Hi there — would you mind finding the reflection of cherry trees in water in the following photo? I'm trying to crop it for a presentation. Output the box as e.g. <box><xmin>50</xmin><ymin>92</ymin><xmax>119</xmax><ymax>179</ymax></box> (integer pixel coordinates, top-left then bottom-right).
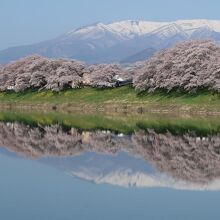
<box><xmin>0</xmin><ymin>122</ymin><xmax>220</xmax><ymax>184</ymax></box>
<box><xmin>133</xmin><ymin>130</ymin><xmax>220</xmax><ymax>184</ymax></box>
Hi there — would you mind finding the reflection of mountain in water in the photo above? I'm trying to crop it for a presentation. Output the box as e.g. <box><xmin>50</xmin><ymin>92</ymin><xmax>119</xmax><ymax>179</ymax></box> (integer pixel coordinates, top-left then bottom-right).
<box><xmin>0</xmin><ymin>122</ymin><xmax>220</xmax><ymax>190</ymax></box>
<box><xmin>40</xmin><ymin>151</ymin><xmax>220</xmax><ymax>190</ymax></box>
<box><xmin>42</xmin><ymin>151</ymin><xmax>159</xmax><ymax>188</ymax></box>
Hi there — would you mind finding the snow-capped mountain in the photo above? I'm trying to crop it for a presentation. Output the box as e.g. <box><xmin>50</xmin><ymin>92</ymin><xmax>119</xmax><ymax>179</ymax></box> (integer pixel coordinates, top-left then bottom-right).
<box><xmin>65</xmin><ymin>21</ymin><xmax>166</xmax><ymax>41</ymax></box>
<box><xmin>1</xmin><ymin>19</ymin><xmax>220</xmax><ymax>64</ymax></box>
<box><xmin>64</xmin><ymin>19</ymin><xmax>220</xmax><ymax>40</ymax></box>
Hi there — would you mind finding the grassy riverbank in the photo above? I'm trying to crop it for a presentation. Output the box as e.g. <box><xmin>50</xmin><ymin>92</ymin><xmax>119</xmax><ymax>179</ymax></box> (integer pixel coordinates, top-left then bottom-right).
<box><xmin>0</xmin><ymin>85</ymin><xmax>220</xmax><ymax>105</ymax></box>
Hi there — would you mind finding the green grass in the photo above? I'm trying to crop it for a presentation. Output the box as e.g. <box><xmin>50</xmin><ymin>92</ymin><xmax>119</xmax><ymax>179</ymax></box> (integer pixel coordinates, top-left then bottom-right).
<box><xmin>0</xmin><ymin>110</ymin><xmax>220</xmax><ymax>136</ymax></box>
<box><xmin>0</xmin><ymin>85</ymin><xmax>219</xmax><ymax>105</ymax></box>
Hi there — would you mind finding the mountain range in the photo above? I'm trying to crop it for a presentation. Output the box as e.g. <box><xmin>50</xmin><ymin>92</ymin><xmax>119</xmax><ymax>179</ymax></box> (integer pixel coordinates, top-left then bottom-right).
<box><xmin>1</xmin><ymin>19</ymin><xmax>220</xmax><ymax>64</ymax></box>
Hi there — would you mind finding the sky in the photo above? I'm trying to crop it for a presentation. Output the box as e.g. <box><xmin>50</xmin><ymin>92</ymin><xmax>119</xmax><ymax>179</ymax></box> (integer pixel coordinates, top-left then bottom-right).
<box><xmin>1</xmin><ymin>0</ymin><xmax>220</xmax><ymax>50</ymax></box>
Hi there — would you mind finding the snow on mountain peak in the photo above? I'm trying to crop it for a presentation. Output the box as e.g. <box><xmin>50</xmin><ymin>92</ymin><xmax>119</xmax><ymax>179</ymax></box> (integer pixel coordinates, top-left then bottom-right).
<box><xmin>150</xmin><ymin>23</ymin><xmax>188</xmax><ymax>39</ymax></box>
<box><xmin>65</xmin><ymin>20</ymin><xmax>168</xmax><ymax>40</ymax></box>
<box><xmin>175</xmin><ymin>19</ymin><xmax>220</xmax><ymax>35</ymax></box>
<box><xmin>107</xmin><ymin>20</ymin><xmax>167</xmax><ymax>37</ymax></box>
<box><xmin>65</xmin><ymin>19</ymin><xmax>220</xmax><ymax>41</ymax></box>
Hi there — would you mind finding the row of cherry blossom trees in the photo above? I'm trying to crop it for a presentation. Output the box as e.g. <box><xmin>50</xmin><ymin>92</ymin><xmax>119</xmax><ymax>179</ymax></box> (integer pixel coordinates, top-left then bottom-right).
<box><xmin>0</xmin><ymin>55</ymin><xmax>131</xmax><ymax>92</ymax></box>
<box><xmin>0</xmin><ymin>40</ymin><xmax>220</xmax><ymax>93</ymax></box>
<box><xmin>133</xmin><ymin>40</ymin><xmax>220</xmax><ymax>93</ymax></box>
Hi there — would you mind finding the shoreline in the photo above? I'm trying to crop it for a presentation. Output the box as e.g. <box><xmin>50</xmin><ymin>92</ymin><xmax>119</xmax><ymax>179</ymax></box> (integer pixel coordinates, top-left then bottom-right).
<box><xmin>0</xmin><ymin>85</ymin><xmax>219</xmax><ymax>115</ymax></box>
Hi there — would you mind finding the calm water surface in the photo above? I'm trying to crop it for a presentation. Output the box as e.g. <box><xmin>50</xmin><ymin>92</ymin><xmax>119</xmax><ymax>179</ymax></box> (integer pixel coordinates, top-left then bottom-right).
<box><xmin>0</xmin><ymin>113</ymin><xmax>220</xmax><ymax>220</ymax></box>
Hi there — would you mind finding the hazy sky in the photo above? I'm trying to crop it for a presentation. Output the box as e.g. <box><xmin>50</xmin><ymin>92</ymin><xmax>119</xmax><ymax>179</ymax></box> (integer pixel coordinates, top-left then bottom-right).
<box><xmin>1</xmin><ymin>0</ymin><xmax>220</xmax><ymax>50</ymax></box>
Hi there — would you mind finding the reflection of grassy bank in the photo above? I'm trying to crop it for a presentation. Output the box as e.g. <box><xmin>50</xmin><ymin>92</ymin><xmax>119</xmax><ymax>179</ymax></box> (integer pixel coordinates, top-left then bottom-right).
<box><xmin>0</xmin><ymin>85</ymin><xmax>220</xmax><ymax>106</ymax></box>
<box><xmin>0</xmin><ymin>110</ymin><xmax>220</xmax><ymax>136</ymax></box>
